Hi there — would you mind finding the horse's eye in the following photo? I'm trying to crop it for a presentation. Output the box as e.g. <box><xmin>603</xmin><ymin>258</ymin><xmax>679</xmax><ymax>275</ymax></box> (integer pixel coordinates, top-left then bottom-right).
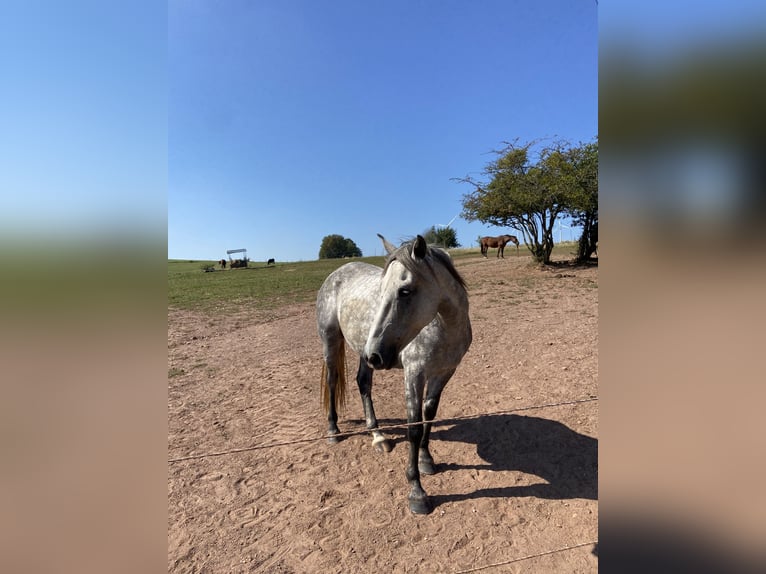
<box><xmin>398</xmin><ymin>287</ymin><xmax>412</xmax><ymax>298</ymax></box>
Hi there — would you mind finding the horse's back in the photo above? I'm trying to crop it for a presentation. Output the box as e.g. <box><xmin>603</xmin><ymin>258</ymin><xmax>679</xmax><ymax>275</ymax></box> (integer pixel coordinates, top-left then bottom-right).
<box><xmin>317</xmin><ymin>262</ymin><xmax>382</xmax><ymax>353</ymax></box>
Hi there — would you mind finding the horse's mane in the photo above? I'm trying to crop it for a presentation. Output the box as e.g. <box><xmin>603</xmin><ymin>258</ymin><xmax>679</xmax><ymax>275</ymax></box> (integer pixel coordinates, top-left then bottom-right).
<box><xmin>384</xmin><ymin>239</ymin><xmax>467</xmax><ymax>290</ymax></box>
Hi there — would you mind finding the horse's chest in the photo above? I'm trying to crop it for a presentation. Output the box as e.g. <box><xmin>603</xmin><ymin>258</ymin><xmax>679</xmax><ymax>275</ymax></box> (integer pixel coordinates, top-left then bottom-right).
<box><xmin>405</xmin><ymin>320</ymin><xmax>470</xmax><ymax>366</ymax></box>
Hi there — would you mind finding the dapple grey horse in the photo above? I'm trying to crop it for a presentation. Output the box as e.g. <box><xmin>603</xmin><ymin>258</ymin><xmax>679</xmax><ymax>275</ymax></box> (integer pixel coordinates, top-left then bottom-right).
<box><xmin>316</xmin><ymin>234</ymin><xmax>472</xmax><ymax>514</ymax></box>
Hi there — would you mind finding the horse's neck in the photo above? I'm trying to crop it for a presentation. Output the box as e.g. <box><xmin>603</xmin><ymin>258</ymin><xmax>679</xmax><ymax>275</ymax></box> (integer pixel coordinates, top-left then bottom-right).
<box><xmin>436</xmin><ymin>273</ymin><xmax>469</xmax><ymax>328</ymax></box>
<box><xmin>438</xmin><ymin>299</ymin><xmax>468</xmax><ymax>332</ymax></box>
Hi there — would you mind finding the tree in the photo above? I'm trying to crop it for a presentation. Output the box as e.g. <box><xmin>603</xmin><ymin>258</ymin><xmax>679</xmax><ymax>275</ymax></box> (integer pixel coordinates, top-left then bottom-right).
<box><xmin>318</xmin><ymin>234</ymin><xmax>363</xmax><ymax>259</ymax></box>
<box><xmin>457</xmin><ymin>139</ymin><xmax>597</xmax><ymax>265</ymax></box>
<box><xmin>422</xmin><ymin>225</ymin><xmax>460</xmax><ymax>248</ymax></box>
<box><xmin>565</xmin><ymin>139</ymin><xmax>598</xmax><ymax>262</ymax></box>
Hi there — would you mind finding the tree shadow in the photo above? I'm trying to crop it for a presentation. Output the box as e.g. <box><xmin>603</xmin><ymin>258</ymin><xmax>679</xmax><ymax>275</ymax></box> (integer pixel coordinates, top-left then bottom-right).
<box><xmin>428</xmin><ymin>414</ymin><xmax>597</xmax><ymax>506</ymax></box>
<box><xmin>546</xmin><ymin>257</ymin><xmax>598</xmax><ymax>269</ymax></box>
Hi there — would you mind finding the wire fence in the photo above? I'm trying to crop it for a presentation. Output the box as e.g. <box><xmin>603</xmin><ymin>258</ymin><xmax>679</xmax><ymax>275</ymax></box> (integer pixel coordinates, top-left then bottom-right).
<box><xmin>168</xmin><ymin>396</ymin><xmax>599</xmax><ymax>571</ymax></box>
<box><xmin>452</xmin><ymin>540</ymin><xmax>598</xmax><ymax>573</ymax></box>
<box><xmin>168</xmin><ymin>396</ymin><xmax>597</xmax><ymax>463</ymax></box>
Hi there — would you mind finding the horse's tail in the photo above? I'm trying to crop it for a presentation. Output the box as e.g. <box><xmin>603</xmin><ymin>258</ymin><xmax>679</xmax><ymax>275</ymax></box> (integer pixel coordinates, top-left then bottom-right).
<box><xmin>320</xmin><ymin>343</ymin><xmax>347</xmax><ymax>414</ymax></box>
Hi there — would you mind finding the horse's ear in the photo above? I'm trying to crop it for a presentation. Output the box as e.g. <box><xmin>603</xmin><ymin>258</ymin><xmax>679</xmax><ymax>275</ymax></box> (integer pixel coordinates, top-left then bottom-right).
<box><xmin>377</xmin><ymin>233</ymin><xmax>397</xmax><ymax>255</ymax></box>
<box><xmin>412</xmin><ymin>235</ymin><xmax>428</xmax><ymax>260</ymax></box>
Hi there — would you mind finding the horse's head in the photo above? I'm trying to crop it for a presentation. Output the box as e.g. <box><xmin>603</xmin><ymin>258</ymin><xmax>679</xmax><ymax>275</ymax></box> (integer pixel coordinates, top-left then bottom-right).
<box><xmin>363</xmin><ymin>234</ymin><xmax>446</xmax><ymax>370</ymax></box>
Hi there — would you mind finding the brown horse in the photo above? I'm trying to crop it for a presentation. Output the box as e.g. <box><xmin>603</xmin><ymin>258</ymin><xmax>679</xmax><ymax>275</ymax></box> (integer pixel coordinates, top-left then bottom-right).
<box><xmin>480</xmin><ymin>234</ymin><xmax>519</xmax><ymax>258</ymax></box>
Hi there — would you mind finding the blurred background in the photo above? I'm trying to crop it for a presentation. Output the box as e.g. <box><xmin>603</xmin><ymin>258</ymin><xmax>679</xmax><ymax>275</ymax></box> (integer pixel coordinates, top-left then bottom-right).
<box><xmin>600</xmin><ymin>1</ymin><xmax>766</xmax><ymax>570</ymax></box>
<box><xmin>0</xmin><ymin>2</ymin><xmax>167</xmax><ymax>573</ymax></box>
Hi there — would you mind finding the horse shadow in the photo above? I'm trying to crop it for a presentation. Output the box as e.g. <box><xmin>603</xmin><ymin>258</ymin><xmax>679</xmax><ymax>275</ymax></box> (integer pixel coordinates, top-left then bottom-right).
<box><xmin>347</xmin><ymin>413</ymin><xmax>597</xmax><ymax>504</ymax></box>
<box><xmin>429</xmin><ymin>414</ymin><xmax>597</xmax><ymax>505</ymax></box>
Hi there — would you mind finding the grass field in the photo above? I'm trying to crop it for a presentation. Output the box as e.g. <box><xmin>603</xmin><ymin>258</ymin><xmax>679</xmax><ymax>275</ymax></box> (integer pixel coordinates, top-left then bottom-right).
<box><xmin>168</xmin><ymin>256</ymin><xmax>384</xmax><ymax>312</ymax></box>
<box><xmin>168</xmin><ymin>242</ymin><xmax>581</xmax><ymax>312</ymax></box>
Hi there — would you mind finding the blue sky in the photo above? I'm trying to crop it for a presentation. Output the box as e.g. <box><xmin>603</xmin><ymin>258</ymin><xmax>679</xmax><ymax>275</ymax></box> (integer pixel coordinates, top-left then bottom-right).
<box><xmin>3</xmin><ymin>2</ymin><xmax>764</xmax><ymax>261</ymax></box>
<box><xmin>168</xmin><ymin>0</ymin><xmax>597</xmax><ymax>261</ymax></box>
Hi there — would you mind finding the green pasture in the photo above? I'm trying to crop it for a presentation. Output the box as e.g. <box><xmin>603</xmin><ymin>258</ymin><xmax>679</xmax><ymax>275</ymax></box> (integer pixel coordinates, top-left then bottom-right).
<box><xmin>168</xmin><ymin>256</ymin><xmax>383</xmax><ymax>312</ymax></box>
<box><xmin>168</xmin><ymin>242</ymin><xmax>583</xmax><ymax>312</ymax></box>
<box><xmin>168</xmin><ymin>250</ymin><xmax>474</xmax><ymax>312</ymax></box>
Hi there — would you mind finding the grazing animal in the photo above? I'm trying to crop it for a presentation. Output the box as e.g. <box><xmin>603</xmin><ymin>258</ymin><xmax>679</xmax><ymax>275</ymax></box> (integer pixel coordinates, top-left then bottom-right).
<box><xmin>316</xmin><ymin>234</ymin><xmax>472</xmax><ymax>514</ymax></box>
<box><xmin>267</xmin><ymin>258</ymin><xmax>275</xmax><ymax>266</ymax></box>
<box><xmin>480</xmin><ymin>234</ymin><xmax>519</xmax><ymax>258</ymax></box>
<box><xmin>219</xmin><ymin>259</ymin><xmax>227</xmax><ymax>269</ymax></box>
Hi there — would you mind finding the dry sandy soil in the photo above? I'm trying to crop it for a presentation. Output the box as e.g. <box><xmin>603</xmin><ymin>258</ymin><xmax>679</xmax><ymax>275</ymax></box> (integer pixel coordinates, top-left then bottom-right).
<box><xmin>168</xmin><ymin>252</ymin><xmax>598</xmax><ymax>573</ymax></box>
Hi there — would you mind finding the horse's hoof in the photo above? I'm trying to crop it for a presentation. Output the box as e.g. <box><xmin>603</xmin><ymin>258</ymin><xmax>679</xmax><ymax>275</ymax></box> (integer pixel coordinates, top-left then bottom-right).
<box><xmin>408</xmin><ymin>496</ymin><xmax>432</xmax><ymax>515</ymax></box>
<box><xmin>326</xmin><ymin>433</ymin><xmax>340</xmax><ymax>445</ymax></box>
<box><xmin>372</xmin><ymin>436</ymin><xmax>393</xmax><ymax>453</ymax></box>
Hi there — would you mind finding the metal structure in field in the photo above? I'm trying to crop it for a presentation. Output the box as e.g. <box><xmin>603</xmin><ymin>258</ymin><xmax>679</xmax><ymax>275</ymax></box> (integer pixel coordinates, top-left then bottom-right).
<box><xmin>227</xmin><ymin>248</ymin><xmax>249</xmax><ymax>268</ymax></box>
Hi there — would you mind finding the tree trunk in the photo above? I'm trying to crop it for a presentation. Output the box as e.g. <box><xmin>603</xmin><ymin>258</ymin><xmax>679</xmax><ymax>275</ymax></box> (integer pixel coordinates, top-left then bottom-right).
<box><xmin>531</xmin><ymin>240</ymin><xmax>554</xmax><ymax>264</ymax></box>
<box><xmin>576</xmin><ymin>216</ymin><xmax>598</xmax><ymax>263</ymax></box>
<box><xmin>539</xmin><ymin>222</ymin><xmax>555</xmax><ymax>264</ymax></box>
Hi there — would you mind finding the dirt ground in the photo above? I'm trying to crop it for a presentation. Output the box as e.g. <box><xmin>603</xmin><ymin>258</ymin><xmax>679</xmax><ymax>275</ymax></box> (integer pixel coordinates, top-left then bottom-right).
<box><xmin>168</xmin><ymin>252</ymin><xmax>598</xmax><ymax>573</ymax></box>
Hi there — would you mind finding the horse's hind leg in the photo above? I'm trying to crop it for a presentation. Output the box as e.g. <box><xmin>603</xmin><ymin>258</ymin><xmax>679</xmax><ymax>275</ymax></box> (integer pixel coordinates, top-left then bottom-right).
<box><xmin>356</xmin><ymin>359</ymin><xmax>393</xmax><ymax>453</ymax></box>
<box><xmin>323</xmin><ymin>360</ymin><xmax>341</xmax><ymax>443</ymax></box>
<box><xmin>321</xmin><ymin>336</ymin><xmax>346</xmax><ymax>444</ymax></box>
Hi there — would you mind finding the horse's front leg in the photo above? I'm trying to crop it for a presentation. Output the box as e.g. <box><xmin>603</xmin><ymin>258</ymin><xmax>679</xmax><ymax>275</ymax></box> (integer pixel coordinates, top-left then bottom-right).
<box><xmin>418</xmin><ymin>373</ymin><xmax>453</xmax><ymax>475</ymax></box>
<box><xmin>356</xmin><ymin>359</ymin><xmax>393</xmax><ymax>452</ymax></box>
<box><xmin>404</xmin><ymin>373</ymin><xmax>430</xmax><ymax>514</ymax></box>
